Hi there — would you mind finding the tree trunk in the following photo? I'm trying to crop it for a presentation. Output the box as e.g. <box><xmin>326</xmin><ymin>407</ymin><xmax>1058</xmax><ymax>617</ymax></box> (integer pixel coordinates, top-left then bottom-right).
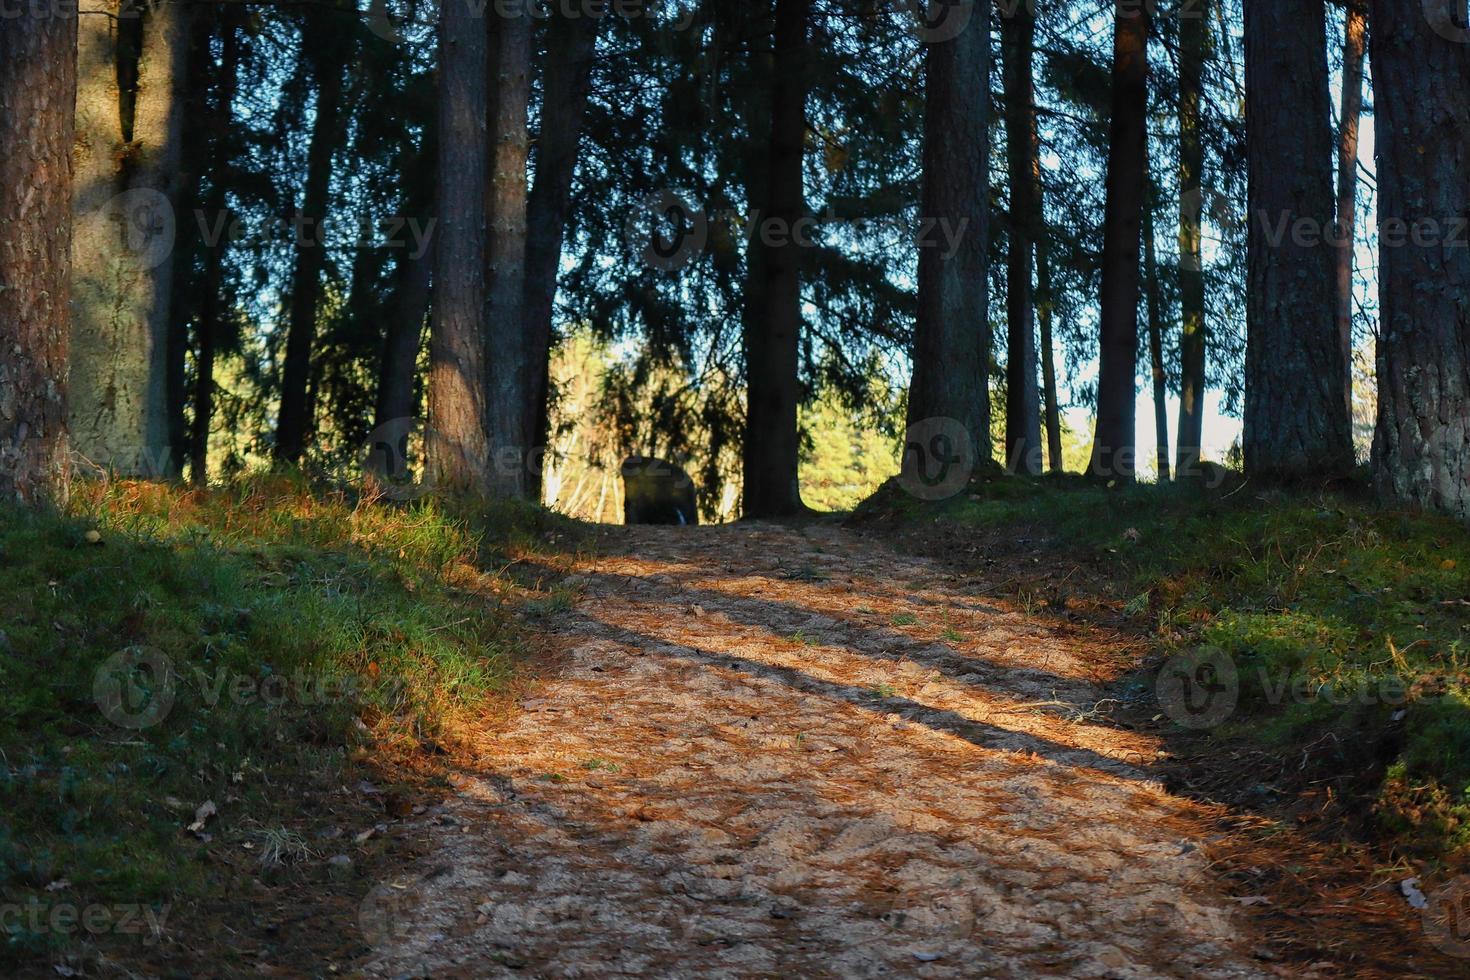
<box><xmin>906</xmin><ymin>3</ymin><xmax>992</xmax><ymax>478</ymax></box>
<box><xmin>1335</xmin><ymin>3</ymin><xmax>1366</xmax><ymax>419</ymax></box>
<box><xmin>1176</xmin><ymin>0</ymin><xmax>1209</xmax><ymax>478</ymax></box>
<box><xmin>1032</xmin><ymin>121</ymin><xmax>1063</xmax><ymax>474</ymax></box>
<box><xmin>70</xmin><ymin>0</ymin><xmax>190</xmax><ymax>478</ymax></box>
<box><xmin>1001</xmin><ymin>5</ymin><xmax>1042</xmax><ymax>476</ymax></box>
<box><xmin>1143</xmin><ymin>202</ymin><xmax>1171</xmax><ymax>482</ymax></box>
<box><xmin>483</xmin><ymin>7</ymin><xmax>534</xmax><ymax>497</ymax></box>
<box><xmin>428</xmin><ymin>0</ymin><xmax>491</xmax><ymax>493</ymax></box>
<box><xmin>1368</xmin><ymin>0</ymin><xmax>1470</xmax><ymax>521</ymax></box>
<box><xmin>274</xmin><ymin>31</ymin><xmax>344</xmax><ymax>466</ymax></box>
<box><xmin>1090</xmin><ymin>1</ymin><xmax>1149</xmax><ymax>481</ymax></box>
<box><xmin>742</xmin><ymin>0</ymin><xmax>811</xmax><ymax>518</ymax></box>
<box><xmin>1243</xmin><ymin>0</ymin><xmax>1352</xmax><ymax>481</ymax></box>
<box><xmin>376</xmin><ymin>246</ymin><xmax>434</xmax><ymax>437</ymax></box>
<box><xmin>0</xmin><ymin>6</ymin><xmax>77</xmax><ymax>507</ymax></box>
<box><xmin>184</xmin><ymin>7</ymin><xmax>240</xmax><ymax>486</ymax></box>
<box><xmin>524</xmin><ymin>10</ymin><xmax>601</xmax><ymax>500</ymax></box>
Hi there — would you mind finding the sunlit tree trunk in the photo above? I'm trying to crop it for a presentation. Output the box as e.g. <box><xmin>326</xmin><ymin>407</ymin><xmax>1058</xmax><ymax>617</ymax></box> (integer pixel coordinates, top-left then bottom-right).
<box><xmin>1175</xmin><ymin>0</ymin><xmax>1209</xmax><ymax>478</ymax></box>
<box><xmin>0</xmin><ymin>4</ymin><xmax>77</xmax><ymax>506</ymax></box>
<box><xmin>906</xmin><ymin>2</ymin><xmax>992</xmax><ymax>471</ymax></box>
<box><xmin>428</xmin><ymin>0</ymin><xmax>491</xmax><ymax>493</ymax></box>
<box><xmin>484</xmin><ymin>6</ymin><xmax>534</xmax><ymax>498</ymax></box>
<box><xmin>1242</xmin><ymin>0</ymin><xmax>1352</xmax><ymax>480</ymax></box>
<box><xmin>70</xmin><ymin>0</ymin><xmax>189</xmax><ymax>478</ymax></box>
<box><xmin>1090</xmin><ymin>1</ymin><xmax>1149</xmax><ymax>481</ymax></box>
<box><xmin>1368</xmin><ymin>0</ymin><xmax>1470</xmax><ymax>521</ymax></box>
<box><xmin>525</xmin><ymin>10</ymin><xmax>601</xmax><ymax>501</ymax></box>
<box><xmin>743</xmin><ymin>0</ymin><xmax>811</xmax><ymax>517</ymax></box>
<box><xmin>1335</xmin><ymin>3</ymin><xmax>1366</xmax><ymax>420</ymax></box>
<box><xmin>1001</xmin><ymin>5</ymin><xmax>1042</xmax><ymax>475</ymax></box>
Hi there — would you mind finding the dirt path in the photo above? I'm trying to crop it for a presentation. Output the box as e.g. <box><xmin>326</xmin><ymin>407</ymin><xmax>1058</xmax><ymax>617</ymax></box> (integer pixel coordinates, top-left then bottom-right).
<box><xmin>359</xmin><ymin>523</ymin><xmax>1283</xmax><ymax>978</ymax></box>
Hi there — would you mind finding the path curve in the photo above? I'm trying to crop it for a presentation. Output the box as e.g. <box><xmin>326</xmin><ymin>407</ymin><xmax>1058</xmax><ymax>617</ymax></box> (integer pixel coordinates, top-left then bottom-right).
<box><xmin>361</xmin><ymin>523</ymin><xmax>1278</xmax><ymax>978</ymax></box>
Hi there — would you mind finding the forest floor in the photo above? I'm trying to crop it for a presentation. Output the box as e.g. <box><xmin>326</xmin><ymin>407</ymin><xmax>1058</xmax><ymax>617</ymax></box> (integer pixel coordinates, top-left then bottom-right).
<box><xmin>358</xmin><ymin>520</ymin><xmax>1461</xmax><ymax>978</ymax></box>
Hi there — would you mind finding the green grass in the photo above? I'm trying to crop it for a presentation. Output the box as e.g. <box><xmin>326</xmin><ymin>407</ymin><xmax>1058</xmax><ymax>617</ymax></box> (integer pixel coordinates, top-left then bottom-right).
<box><xmin>0</xmin><ymin>477</ymin><xmax>563</xmax><ymax>968</ymax></box>
<box><xmin>862</xmin><ymin>473</ymin><xmax>1470</xmax><ymax>860</ymax></box>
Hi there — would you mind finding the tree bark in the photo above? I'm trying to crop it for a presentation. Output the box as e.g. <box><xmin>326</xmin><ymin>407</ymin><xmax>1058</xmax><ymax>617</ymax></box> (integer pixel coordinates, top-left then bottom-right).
<box><xmin>1176</xmin><ymin>0</ymin><xmax>1209</xmax><ymax>478</ymax></box>
<box><xmin>70</xmin><ymin>0</ymin><xmax>190</xmax><ymax>478</ymax></box>
<box><xmin>1335</xmin><ymin>3</ymin><xmax>1366</xmax><ymax>419</ymax></box>
<box><xmin>524</xmin><ymin>10</ymin><xmax>601</xmax><ymax>500</ymax></box>
<box><xmin>483</xmin><ymin>6</ymin><xmax>534</xmax><ymax>497</ymax></box>
<box><xmin>428</xmin><ymin>0</ymin><xmax>491</xmax><ymax>493</ymax></box>
<box><xmin>1242</xmin><ymin>0</ymin><xmax>1353</xmax><ymax>481</ymax></box>
<box><xmin>376</xmin><ymin>245</ymin><xmax>434</xmax><ymax>437</ymax></box>
<box><xmin>906</xmin><ymin>2</ymin><xmax>991</xmax><ymax>475</ymax></box>
<box><xmin>1368</xmin><ymin>0</ymin><xmax>1470</xmax><ymax>521</ymax></box>
<box><xmin>1001</xmin><ymin>4</ymin><xmax>1042</xmax><ymax>476</ymax></box>
<box><xmin>0</xmin><ymin>5</ymin><xmax>77</xmax><ymax>506</ymax></box>
<box><xmin>274</xmin><ymin>28</ymin><xmax>344</xmax><ymax>465</ymax></box>
<box><xmin>1090</xmin><ymin>1</ymin><xmax>1149</xmax><ymax>481</ymax></box>
<box><xmin>1143</xmin><ymin>201</ymin><xmax>1171</xmax><ymax>481</ymax></box>
<box><xmin>742</xmin><ymin>0</ymin><xmax>811</xmax><ymax>518</ymax></box>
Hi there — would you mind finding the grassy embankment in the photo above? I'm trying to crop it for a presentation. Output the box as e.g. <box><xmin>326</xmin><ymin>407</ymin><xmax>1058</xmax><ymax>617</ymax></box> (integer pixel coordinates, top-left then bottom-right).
<box><xmin>860</xmin><ymin>473</ymin><xmax>1470</xmax><ymax>863</ymax></box>
<box><xmin>0</xmin><ymin>477</ymin><xmax>577</xmax><ymax>972</ymax></box>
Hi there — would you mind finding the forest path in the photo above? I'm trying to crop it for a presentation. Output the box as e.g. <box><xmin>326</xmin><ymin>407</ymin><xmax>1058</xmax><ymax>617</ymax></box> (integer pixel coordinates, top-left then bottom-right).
<box><xmin>361</xmin><ymin>522</ymin><xmax>1277</xmax><ymax>978</ymax></box>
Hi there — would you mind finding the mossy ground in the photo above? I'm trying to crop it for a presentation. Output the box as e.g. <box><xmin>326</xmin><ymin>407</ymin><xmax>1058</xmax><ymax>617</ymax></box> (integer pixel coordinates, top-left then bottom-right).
<box><xmin>857</xmin><ymin>472</ymin><xmax>1470</xmax><ymax>863</ymax></box>
<box><xmin>0</xmin><ymin>476</ymin><xmax>583</xmax><ymax>972</ymax></box>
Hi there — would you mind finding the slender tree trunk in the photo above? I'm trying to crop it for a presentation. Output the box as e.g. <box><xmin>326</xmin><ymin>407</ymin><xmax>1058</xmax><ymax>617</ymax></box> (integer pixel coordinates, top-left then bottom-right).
<box><xmin>0</xmin><ymin>6</ymin><xmax>77</xmax><ymax>506</ymax></box>
<box><xmin>1175</xmin><ymin>0</ymin><xmax>1209</xmax><ymax>478</ymax></box>
<box><xmin>524</xmin><ymin>10</ymin><xmax>601</xmax><ymax>501</ymax></box>
<box><xmin>1032</xmin><ymin>122</ymin><xmax>1063</xmax><ymax>474</ymax></box>
<box><xmin>428</xmin><ymin>0</ymin><xmax>491</xmax><ymax>493</ymax></box>
<box><xmin>1335</xmin><ymin>3</ymin><xmax>1366</xmax><ymax>420</ymax></box>
<box><xmin>742</xmin><ymin>0</ymin><xmax>811</xmax><ymax>518</ymax></box>
<box><xmin>1143</xmin><ymin>202</ymin><xmax>1171</xmax><ymax>481</ymax></box>
<box><xmin>1243</xmin><ymin>0</ymin><xmax>1352</xmax><ymax>481</ymax></box>
<box><xmin>1090</xmin><ymin>1</ymin><xmax>1149</xmax><ymax>481</ymax></box>
<box><xmin>906</xmin><ymin>2</ymin><xmax>991</xmax><ymax>478</ymax></box>
<box><xmin>70</xmin><ymin>0</ymin><xmax>190</xmax><ymax>478</ymax></box>
<box><xmin>274</xmin><ymin>30</ymin><xmax>344</xmax><ymax>465</ymax></box>
<box><xmin>183</xmin><ymin>8</ymin><xmax>240</xmax><ymax>486</ymax></box>
<box><xmin>1368</xmin><ymin>0</ymin><xmax>1470</xmax><ymax>521</ymax></box>
<box><xmin>376</xmin><ymin>247</ymin><xmax>434</xmax><ymax>436</ymax></box>
<box><xmin>483</xmin><ymin>6</ymin><xmax>533</xmax><ymax>497</ymax></box>
<box><xmin>1001</xmin><ymin>4</ymin><xmax>1042</xmax><ymax>476</ymax></box>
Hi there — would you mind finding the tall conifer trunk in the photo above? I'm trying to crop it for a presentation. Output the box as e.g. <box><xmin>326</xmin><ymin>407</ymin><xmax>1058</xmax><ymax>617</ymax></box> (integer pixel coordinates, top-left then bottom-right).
<box><xmin>1</xmin><ymin>5</ymin><xmax>78</xmax><ymax>506</ymax></box>
<box><xmin>742</xmin><ymin>0</ymin><xmax>811</xmax><ymax>517</ymax></box>
<box><xmin>1242</xmin><ymin>0</ymin><xmax>1352</xmax><ymax>480</ymax></box>
<box><xmin>1368</xmin><ymin>0</ymin><xmax>1470</xmax><ymax>520</ymax></box>
<box><xmin>71</xmin><ymin>0</ymin><xmax>190</xmax><ymax>477</ymax></box>
<box><xmin>1090</xmin><ymin>1</ymin><xmax>1149</xmax><ymax>481</ymax></box>
<box><xmin>1175</xmin><ymin>0</ymin><xmax>1209</xmax><ymax>478</ymax></box>
<box><xmin>1002</xmin><ymin>5</ymin><xmax>1042</xmax><ymax>475</ymax></box>
<box><xmin>484</xmin><ymin>6</ymin><xmax>534</xmax><ymax>497</ymax></box>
